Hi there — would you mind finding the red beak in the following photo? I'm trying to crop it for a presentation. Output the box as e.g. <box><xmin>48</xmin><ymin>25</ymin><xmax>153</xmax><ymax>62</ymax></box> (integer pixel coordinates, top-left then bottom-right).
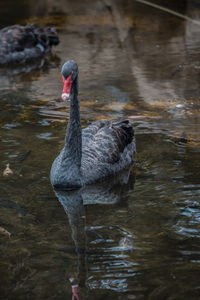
<box><xmin>62</xmin><ymin>74</ymin><xmax>72</xmax><ymax>100</ymax></box>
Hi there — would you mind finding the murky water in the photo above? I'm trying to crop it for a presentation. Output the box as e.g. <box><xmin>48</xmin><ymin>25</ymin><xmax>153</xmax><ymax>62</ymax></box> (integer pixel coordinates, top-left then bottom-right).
<box><xmin>0</xmin><ymin>1</ymin><xmax>200</xmax><ymax>299</ymax></box>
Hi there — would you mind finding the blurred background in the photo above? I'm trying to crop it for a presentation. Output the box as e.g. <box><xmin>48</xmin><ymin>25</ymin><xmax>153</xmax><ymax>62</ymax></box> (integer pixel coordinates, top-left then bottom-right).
<box><xmin>0</xmin><ymin>1</ymin><xmax>200</xmax><ymax>300</ymax></box>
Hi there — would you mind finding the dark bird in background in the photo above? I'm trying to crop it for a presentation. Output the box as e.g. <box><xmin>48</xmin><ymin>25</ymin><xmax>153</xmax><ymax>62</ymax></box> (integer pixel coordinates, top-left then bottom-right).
<box><xmin>50</xmin><ymin>60</ymin><xmax>136</xmax><ymax>190</ymax></box>
<box><xmin>0</xmin><ymin>23</ymin><xmax>59</xmax><ymax>65</ymax></box>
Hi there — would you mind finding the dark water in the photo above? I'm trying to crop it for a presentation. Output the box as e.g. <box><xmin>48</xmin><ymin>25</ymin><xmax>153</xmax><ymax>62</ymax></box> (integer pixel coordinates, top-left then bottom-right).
<box><xmin>0</xmin><ymin>1</ymin><xmax>200</xmax><ymax>299</ymax></box>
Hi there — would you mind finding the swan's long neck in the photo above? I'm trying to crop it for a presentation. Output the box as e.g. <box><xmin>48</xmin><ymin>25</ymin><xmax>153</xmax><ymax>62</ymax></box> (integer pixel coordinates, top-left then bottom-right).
<box><xmin>64</xmin><ymin>77</ymin><xmax>82</xmax><ymax>170</ymax></box>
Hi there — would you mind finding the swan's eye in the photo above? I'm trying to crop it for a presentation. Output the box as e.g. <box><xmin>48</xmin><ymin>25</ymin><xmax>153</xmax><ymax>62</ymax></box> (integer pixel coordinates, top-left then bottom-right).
<box><xmin>62</xmin><ymin>74</ymin><xmax>72</xmax><ymax>100</ymax></box>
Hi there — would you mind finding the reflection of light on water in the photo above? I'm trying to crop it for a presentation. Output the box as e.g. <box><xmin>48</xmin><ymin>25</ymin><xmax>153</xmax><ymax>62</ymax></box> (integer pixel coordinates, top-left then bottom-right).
<box><xmin>36</xmin><ymin>132</ymin><xmax>53</xmax><ymax>140</ymax></box>
<box><xmin>86</xmin><ymin>226</ymin><xmax>137</xmax><ymax>292</ymax></box>
<box><xmin>88</xmin><ymin>278</ymin><xmax>129</xmax><ymax>292</ymax></box>
<box><xmin>119</xmin><ymin>236</ymin><xmax>134</xmax><ymax>249</ymax></box>
<box><xmin>173</xmin><ymin>189</ymin><xmax>200</xmax><ymax>239</ymax></box>
<box><xmin>2</xmin><ymin>123</ymin><xmax>21</xmax><ymax>129</ymax></box>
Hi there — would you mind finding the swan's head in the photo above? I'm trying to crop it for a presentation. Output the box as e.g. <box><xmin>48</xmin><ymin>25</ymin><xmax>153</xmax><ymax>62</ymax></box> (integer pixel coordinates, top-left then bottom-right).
<box><xmin>61</xmin><ymin>60</ymin><xmax>78</xmax><ymax>101</ymax></box>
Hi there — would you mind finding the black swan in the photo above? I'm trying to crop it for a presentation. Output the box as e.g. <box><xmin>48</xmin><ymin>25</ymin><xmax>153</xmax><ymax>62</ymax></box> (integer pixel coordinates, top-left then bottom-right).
<box><xmin>0</xmin><ymin>24</ymin><xmax>59</xmax><ymax>65</ymax></box>
<box><xmin>50</xmin><ymin>60</ymin><xmax>136</xmax><ymax>190</ymax></box>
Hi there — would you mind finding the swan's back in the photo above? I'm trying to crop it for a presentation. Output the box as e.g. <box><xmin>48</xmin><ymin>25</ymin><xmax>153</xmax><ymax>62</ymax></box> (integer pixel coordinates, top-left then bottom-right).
<box><xmin>81</xmin><ymin>119</ymin><xmax>136</xmax><ymax>184</ymax></box>
<box><xmin>0</xmin><ymin>24</ymin><xmax>59</xmax><ymax>65</ymax></box>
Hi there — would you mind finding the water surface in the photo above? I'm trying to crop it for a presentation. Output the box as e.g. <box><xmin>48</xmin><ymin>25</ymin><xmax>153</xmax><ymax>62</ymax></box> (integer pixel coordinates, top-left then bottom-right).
<box><xmin>0</xmin><ymin>1</ymin><xmax>200</xmax><ymax>299</ymax></box>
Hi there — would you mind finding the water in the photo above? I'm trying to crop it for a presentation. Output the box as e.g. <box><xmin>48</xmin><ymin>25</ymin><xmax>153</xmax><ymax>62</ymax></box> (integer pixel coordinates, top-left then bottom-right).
<box><xmin>0</xmin><ymin>0</ymin><xmax>200</xmax><ymax>299</ymax></box>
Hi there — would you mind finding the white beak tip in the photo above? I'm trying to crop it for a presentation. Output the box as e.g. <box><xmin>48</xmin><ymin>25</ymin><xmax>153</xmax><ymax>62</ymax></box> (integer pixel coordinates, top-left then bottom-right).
<box><xmin>61</xmin><ymin>93</ymin><xmax>70</xmax><ymax>100</ymax></box>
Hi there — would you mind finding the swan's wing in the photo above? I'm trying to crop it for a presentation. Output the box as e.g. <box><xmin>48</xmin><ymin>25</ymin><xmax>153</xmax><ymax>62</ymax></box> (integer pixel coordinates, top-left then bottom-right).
<box><xmin>81</xmin><ymin>119</ymin><xmax>136</xmax><ymax>183</ymax></box>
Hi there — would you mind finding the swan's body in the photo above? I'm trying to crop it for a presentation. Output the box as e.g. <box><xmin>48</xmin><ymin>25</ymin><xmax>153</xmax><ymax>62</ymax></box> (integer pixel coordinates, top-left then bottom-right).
<box><xmin>0</xmin><ymin>24</ymin><xmax>59</xmax><ymax>65</ymax></box>
<box><xmin>50</xmin><ymin>61</ymin><xmax>136</xmax><ymax>190</ymax></box>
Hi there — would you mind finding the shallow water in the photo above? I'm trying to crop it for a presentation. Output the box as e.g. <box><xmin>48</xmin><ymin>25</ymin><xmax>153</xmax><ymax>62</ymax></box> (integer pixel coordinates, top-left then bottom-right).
<box><xmin>0</xmin><ymin>0</ymin><xmax>200</xmax><ymax>299</ymax></box>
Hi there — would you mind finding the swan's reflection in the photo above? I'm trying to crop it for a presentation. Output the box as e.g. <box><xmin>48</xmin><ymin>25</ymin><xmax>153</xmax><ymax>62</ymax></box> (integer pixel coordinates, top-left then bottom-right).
<box><xmin>54</xmin><ymin>170</ymin><xmax>135</xmax><ymax>299</ymax></box>
<box><xmin>0</xmin><ymin>52</ymin><xmax>60</xmax><ymax>81</ymax></box>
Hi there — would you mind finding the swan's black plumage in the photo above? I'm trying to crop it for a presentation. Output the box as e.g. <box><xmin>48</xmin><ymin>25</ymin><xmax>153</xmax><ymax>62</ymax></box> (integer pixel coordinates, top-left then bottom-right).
<box><xmin>81</xmin><ymin>119</ymin><xmax>135</xmax><ymax>184</ymax></box>
<box><xmin>50</xmin><ymin>61</ymin><xmax>136</xmax><ymax>190</ymax></box>
<box><xmin>0</xmin><ymin>24</ymin><xmax>59</xmax><ymax>65</ymax></box>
